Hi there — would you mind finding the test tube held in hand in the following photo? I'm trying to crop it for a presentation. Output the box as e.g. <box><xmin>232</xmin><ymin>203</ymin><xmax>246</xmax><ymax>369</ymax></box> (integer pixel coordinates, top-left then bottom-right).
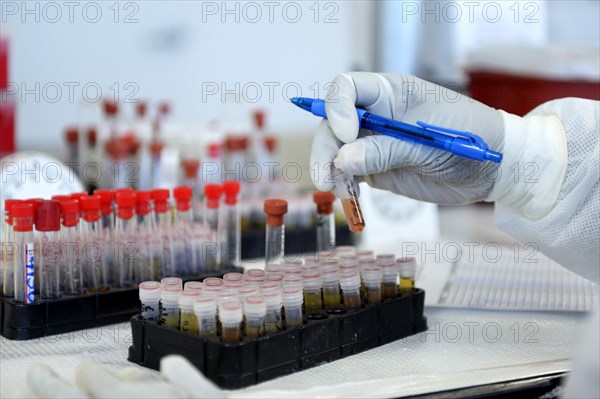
<box><xmin>331</xmin><ymin>168</ymin><xmax>364</xmax><ymax>233</ymax></box>
<box><xmin>263</xmin><ymin>199</ymin><xmax>288</xmax><ymax>266</ymax></box>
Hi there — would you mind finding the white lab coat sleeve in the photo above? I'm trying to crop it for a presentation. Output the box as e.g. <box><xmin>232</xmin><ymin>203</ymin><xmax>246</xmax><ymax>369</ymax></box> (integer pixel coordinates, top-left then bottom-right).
<box><xmin>494</xmin><ymin>98</ymin><xmax>600</xmax><ymax>284</ymax></box>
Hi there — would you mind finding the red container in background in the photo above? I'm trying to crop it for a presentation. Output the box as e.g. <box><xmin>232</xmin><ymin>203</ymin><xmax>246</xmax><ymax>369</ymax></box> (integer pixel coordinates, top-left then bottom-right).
<box><xmin>0</xmin><ymin>36</ymin><xmax>16</xmax><ymax>156</ymax></box>
<box><xmin>468</xmin><ymin>70</ymin><xmax>600</xmax><ymax>117</ymax></box>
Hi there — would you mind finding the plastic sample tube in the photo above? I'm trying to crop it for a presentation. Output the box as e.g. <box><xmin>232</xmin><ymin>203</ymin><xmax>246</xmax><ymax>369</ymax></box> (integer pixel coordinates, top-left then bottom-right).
<box><xmin>243</xmin><ymin>295</ymin><xmax>267</xmax><ymax>338</ymax></box>
<box><xmin>219</xmin><ymin>301</ymin><xmax>243</xmax><ymax>343</ymax></box>
<box><xmin>135</xmin><ymin>190</ymin><xmax>158</xmax><ymax>282</ymax></box>
<box><xmin>245</xmin><ymin>269</ymin><xmax>266</xmax><ymax>286</ymax></box>
<box><xmin>282</xmin><ymin>275</ymin><xmax>303</xmax><ymax>289</ymax></box>
<box><xmin>223</xmin><ymin>272</ymin><xmax>244</xmax><ymax>283</ymax></box>
<box><xmin>265</xmin><ymin>263</ymin><xmax>284</xmax><ymax>276</ymax></box>
<box><xmin>114</xmin><ymin>192</ymin><xmax>137</xmax><ymax>288</ymax></box>
<box><xmin>139</xmin><ymin>281</ymin><xmax>161</xmax><ymax>321</ymax></box>
<box><xmin>265</xmin><ymin>273</ymin><xmax>284</xmax><ymax>285</ymax></box>
<box><xmin>362</xmin><ymin>266</ymin><xmax>383</xmax><ymax>304</ymax></box>
<box><xmin>220</xmin><ymin>181</ymin><xmax>241</xmax><ymax>268</ymax></box>
<box><xmin>80</xmin><ymin>195</ymin><xmax>109</xmax><ymax>292</ymax></box>
<box><xmin>238</xmin><ymin>285</ymin><xmax>260</xmax><ymax>302</ymax></box>
<box><xmin>339</xmin><ymin>270</ymin><xmax>362</xmax><ymax>310</ymax></box>
<box><xmin>282</xmin><ymin>285</ymin><xmax>304</xmax><ymax>327</ymax></box>
<box><xmin>184</xmin><ymin>281</ymin><xmax>203</xmax><ymax>293</ymax></box>
<box><xmin>321</xmin><ymin>266</ymin><xmax>341</xmax><ymax>309</ymax></box>
<box><xmin>152</xmin><ymin>189</ymin><xmax>175</xmax><ymax>277</ymax></box>
<box><xmin>12</xmin><ymin>204</ymin><xmax>35</xmax><ymax>303</ymax></box>
<box><xmin>357</xmin><ymin>249</ymin><xmax>374</xmax><ymax>260</ymax></box>
<box><xmin>3</xmin><ymin>199</ymin><xmax>21</xmax><ymax>297</ymax></box>
<box><xmin>263</xmin><ymin>199</ymin><xmax>288</xmax><ymax>265</ymax></box>
<box><xmin>203</xmin><ymin>184</ymin><xmax>223</xmax><ymax>271</ymax></box>
<box><xmin>216</xmin><ymin>288</ymin><xmax>239</xmax><ymax>308</ymax></box>
<box><xmin>223</xmin><ymin>279</ymin><xmax>243</xmax><ymax>290</ymax></box>
<box><xmin>180</xmin><ymin>158</ymin><xmax>201</xmax><ymax>221</ymax></box>
<box><xmin>161</xmin><ymin>276</ymin><xmax>182</xmax><ymax>290</ymax></box>
<box><xmin>179</xmin><ymin>290</ymin><xmax>200</xmax><ymax>333</ymax></box>
<box><xmin>59</xmin><ymin>199</ymin><xmax>84</xmax><ymax>295</ymax></box>
<box><xmin>203</xmin><ymin>277</ymin><xmax>224</xmax><ymax>287</ymax></box>
<box><xmin>160</xmin><ymin>285</ymin><xmax>181</xmax><ymax>328</ymax></box>
<box><xmin>302</xmin><ymin>272</ymin><xmax>323</xmax><ymax>313</ymax></box>
<box><xmin>331</xmin><ymin>171</ymin><xmax>364</xmax><ymax>233</ymax></box>
<box><xmin>35</xmin><ymin>200</ymin><xmax>62</xmax><ymax>299</ymax></box>
<box><xmin>194</xmin><ymin>296</ymin><xmax>218</xmax><ymax>337</ymax></box>
<box><xmin>378</xmin><ymin>256</ymin><xmax>398</xmax><ymax>300</ymax></box>
<box><xmin>173</xmin><ymin>186</ymin><xmax>197</xmax><ymax>275</ymax></box>
<box><xmin>259</xmin><ymin>281</ymin><xmax>280</xmax><ymax>293</ymax></box>
<box><xmin>262</xmin><ymin>288</ymin><xmax>283</xmax><ymax>333</ymax></box>
<box><xmin>398</xmin><ymin>257</ymin><xmax>417</xmax><ymax>296</ymax></box>
<box><xmin>313</xmin><ymin>191</ymin><xmax>336</xmax><ymax>253</ymax></box>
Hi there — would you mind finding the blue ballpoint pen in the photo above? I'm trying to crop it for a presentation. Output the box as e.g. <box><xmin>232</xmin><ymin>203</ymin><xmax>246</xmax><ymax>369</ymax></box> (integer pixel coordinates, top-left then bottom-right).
<box><xmin>291</xmin><ymin>97</ymin><xmax>503</xmax><ymax>163</ymax></box>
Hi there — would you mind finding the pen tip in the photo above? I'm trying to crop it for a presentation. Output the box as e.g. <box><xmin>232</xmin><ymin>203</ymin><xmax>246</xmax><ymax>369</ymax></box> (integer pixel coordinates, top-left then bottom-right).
<box><xmin>290</xmin><ymin>97</ymin><xmax>312</xmax><ymax>111</ymax></box>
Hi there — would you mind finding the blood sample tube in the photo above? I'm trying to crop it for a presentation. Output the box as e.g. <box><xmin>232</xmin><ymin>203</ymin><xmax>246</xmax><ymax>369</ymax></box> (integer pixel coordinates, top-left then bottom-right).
<box><xmin>184</xmin><ymin>281</ymin><xmax>203</xmax><ymax>294</ymax></box>
<box><xmin>179</xmin><ymin>290</ymin><xmax>200</xmax><ymax>333</ymax></box>
<box><xmin>152</xmin><ymin>189</ymin><xmax>174</xmax><ymax>277</ymax></box>
<box><xmin>12</xmin><ymin>204</ymin><xmax>35</xmax><ymax>303</ymax></box>
<box><xmin>203</xmin><ymin>183</ymin><xmax>223</xmax><ymax>271</ymax></box>
<box><xmin>331</xmin><ymin>170</ymin><xmax>364</xmax><ymax>233</ymax></box>
<box><xmin>80</xmin><ymin>195</ymin><xmax>109</xmax><ymax>292</ymax></box>
<box><xmin>3</xmin><ymin>199</ymin><xmax>21</xmax><ymax>297</ymax></box>
<box><xmin>135</xmin><ymin>190</ymin><xmax>158</xmax><ymax>281</ymax></box>
<box><xmin>219</xmin><ymin>301</ymin><xmax>243</xmax><ymax>343</ymax></box>
<box><xmin>302</xmin><ymin>272</ymin><xmax>323</xmax><ymax>313</ymax></box>
<box><xmin>139</xmin><ymin>281</ymin><xmax>161</xmax><ymax>321</ymax></box>
<box><xmin>321</xmin><ymin>266</ymin><xmax>341</xmax><ymax>309</ymax></box>
<box><xmin>160</xmin><ymin>285</ymin><xmax>181</xmax><ymax>328</ymax></box>
<box><xmin>194</xmin><ymin>296</ymin><xmax>218</xmax><ymax>337</ymax></box>
<box><xmin>282</xmin><ymin>285</ymin><xmax>304</xmax><ymax>327</ymax></box>
<box><xmin>313</xmin><ymin>191</ymin><xmax>336</xmax><ymax>253</ymax></box>
<box><xmin>362</xmin><ymin>266</ymin><xmax>383</xmax><ymax>304</ymax></box>
<box><xmin>221</xmin><ymin>181</ymin><xmax>241</xmax><ymax>268</ymax></box>
<box><xmin>243</xmin><ymin>295</ymin><xmax>266</xmax><ymax>338</ymax></box>
<box><xmin>59</xmin><ymin>199</ymin><xmax>83</xmax><ymax>295</ymax></box>
<box><xmin>263</xmin><ymin>199</ymin><xmax>288</xmax><ymax>266</ymax></box>
<box><xmin>35</xmin><ymin>200</ymin><xmax>61</xmax><ymax>299</ymax></box>
<box><xmin>173</xmin><ymin>186</ymin><xmax>197</xmax><ymax>275</ymax></box>
<box><xmin>262</xmin><ymin>288</ymin><xmax>283</xmax><ymax>333</ymax></box>
<box><xmin>114</xmin><ymin>192</ymin><xmax>136</xmax><ymax>288</ymax></box>
<box><xmin>339</xmin><ymin>270</ymin><xmax>362</xmax><ymax>310</ymax></box>
<box><xmin>378</xmin><ymin>256</ymin><xmax>398</xmax><ymax>300</ymax></box>
<box><xmin>398</xmin><ymin>257</ymin><xmax>417</xmax><ymax>296</ymax></box>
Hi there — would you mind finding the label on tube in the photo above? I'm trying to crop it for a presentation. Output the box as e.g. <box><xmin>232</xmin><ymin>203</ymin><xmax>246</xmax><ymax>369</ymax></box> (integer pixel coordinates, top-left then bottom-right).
<box><xmin>25</xmin><ymin>243</ymin><xmax>35</xmax><ymax>303</ymax></box>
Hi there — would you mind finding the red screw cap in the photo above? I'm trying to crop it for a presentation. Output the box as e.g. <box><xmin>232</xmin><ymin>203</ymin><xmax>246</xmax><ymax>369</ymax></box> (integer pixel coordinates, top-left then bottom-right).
<box><xmin>59</xmin><ymin>199</ymin><xmax>80</xmax><ymax>227</ymax></box>
<box><xmin>135</xmin><ymin>190</ymin><xmax>151</xmax><ymax>215</ymax></box>
<box><xmin>204</xmin><ymin>184</ymin><xmax>223</xmax><ymax>209</ymax></box>
<box><xmin>173</xmin><ymin>186</ymin><xmax>193</xmax><ymax>211</ymax></box>
<box><xmin>222</xmin><ymin>181</ymin><xmax>240</xmax><ymax>205</ymax></box>
<box><xmin>35</xmin><ymin>200</ymin><xmax>60</xmax><ymax>232</ymax></box>
<box><xmin>12</xmin><ymin>203</ymin><xmax>34</xmax><ymax>232</ymax></box>
<box><xmin>151</xmin><ymin>188</ymin><xmax>170</xmax><ymax>213</ymax></box>
<box><xmin>264</xmin><ymin>199</ymin><xmax>288</xmax><ymax>227</ymax></box>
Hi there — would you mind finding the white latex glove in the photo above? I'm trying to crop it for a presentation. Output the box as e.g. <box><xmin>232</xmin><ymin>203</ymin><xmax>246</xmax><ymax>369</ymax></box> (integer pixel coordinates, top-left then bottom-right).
<box><xmin>311</xmin><ymin>72</ymin><xmax>567</xmax><ymax>218</ymax></box>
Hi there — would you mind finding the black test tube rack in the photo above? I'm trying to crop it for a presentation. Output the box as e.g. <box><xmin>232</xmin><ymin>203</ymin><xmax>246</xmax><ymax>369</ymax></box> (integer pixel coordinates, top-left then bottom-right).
<box><xmin>0</xmin><ymin>267</ymin><xmax>244</xmax><ymax>341</ymax></box>
<box><xmin>128</xmin><ymin>288</ymin><xmax>427</xmax><ymax>389</ymax></box>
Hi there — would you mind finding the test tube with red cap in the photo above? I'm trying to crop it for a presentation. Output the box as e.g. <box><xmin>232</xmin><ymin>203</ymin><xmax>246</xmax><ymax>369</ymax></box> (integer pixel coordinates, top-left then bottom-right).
<box><xmin>220</xmin><ymin>181</ymin><xmax>241</xmax><ymax>268</ymax></box>
<box><xmin>35</xmin><ymin>200</ymin><xmax>62</xmax><ymax>299</ymax></box>
<box><xmin>93</xmin><ymin>189</ymin><xmax>114</xmax><ymax>230</ymax></box>
<box><xmin>114</xmin><ymin>191</ymin><xmax>137</xmax><ymax>288</ymax></box>
<box><xmin>80</xmin><ymin>195</ymin><xmax>109</xmax><ymax>292</ymax></box>
<box><xmin>152</xmin><ymin>188</ymin><xmax>174</xmax><ymax>277</ymax></box>
<box><xmin>330</xmin><ymin>166</ymin><xmax>365</xmax><ymax>233</ymax></box>
<box><xmin>12</xmin><ymin>203</ymin><xmax>35</xmax><ymax>303</ymax></box>
<box><xmin>204</xmin><ymin>184</ymin><xmax>222</xmax><ymax>271</ymax></box>
<box><xmin>135</xmin><ymin>190</ymin><xmax>158</xmax><ymax>281</ymax></box>
<box><xmin>59</xmin><ymin>199</ymin><xmax>84</xmax><ymax>295</ymax></box>
<box><xmin>173</xmin><ymin>186</ymin><xmax>197</xmax><ymax>275</ymax></box>
<box><xmin>264</xmin><ymin>199</ymin><xmax>288</xmax><ymax>266</ymax></box>
<box><xmin>313</xmin><ymin>191</ymin><xmax>336</xmax><ymax>253</ymax></box>
<box><xmin>3</xmin><ymin>199</ymin><xmax>22</xmax><ymax>297</ymax></box>
<box><xmin>181</xmin><ymin>158</ymin><xmax>202</xmax><ymax>221</ymax></box>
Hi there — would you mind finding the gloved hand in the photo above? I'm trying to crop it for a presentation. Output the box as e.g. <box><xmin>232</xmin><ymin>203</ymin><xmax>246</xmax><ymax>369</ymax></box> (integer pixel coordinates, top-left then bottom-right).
<box><xmin>310</xmin><ymin>72</ymin><xmax>567</xmax><ymax>218</ymax></box>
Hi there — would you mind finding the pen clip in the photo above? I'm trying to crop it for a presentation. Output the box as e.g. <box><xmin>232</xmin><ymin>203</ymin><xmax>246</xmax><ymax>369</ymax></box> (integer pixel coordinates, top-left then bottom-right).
<box><xmin>416</xmin><ymin>121</ymin><xmax>488</xmax><ymax>149</ymax></box>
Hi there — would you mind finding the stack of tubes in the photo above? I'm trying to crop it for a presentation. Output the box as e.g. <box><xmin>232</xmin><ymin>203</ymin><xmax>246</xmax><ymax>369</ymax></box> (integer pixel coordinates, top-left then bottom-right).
<box><xmin>0</xmin><ymin>181</ymin><xmax>241</xmax><ymax>303</ymax></box>
<box><xmin>139</xmin><ymin>196</ymin><xmax>417</xmax><ymax>344</ymax></box>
